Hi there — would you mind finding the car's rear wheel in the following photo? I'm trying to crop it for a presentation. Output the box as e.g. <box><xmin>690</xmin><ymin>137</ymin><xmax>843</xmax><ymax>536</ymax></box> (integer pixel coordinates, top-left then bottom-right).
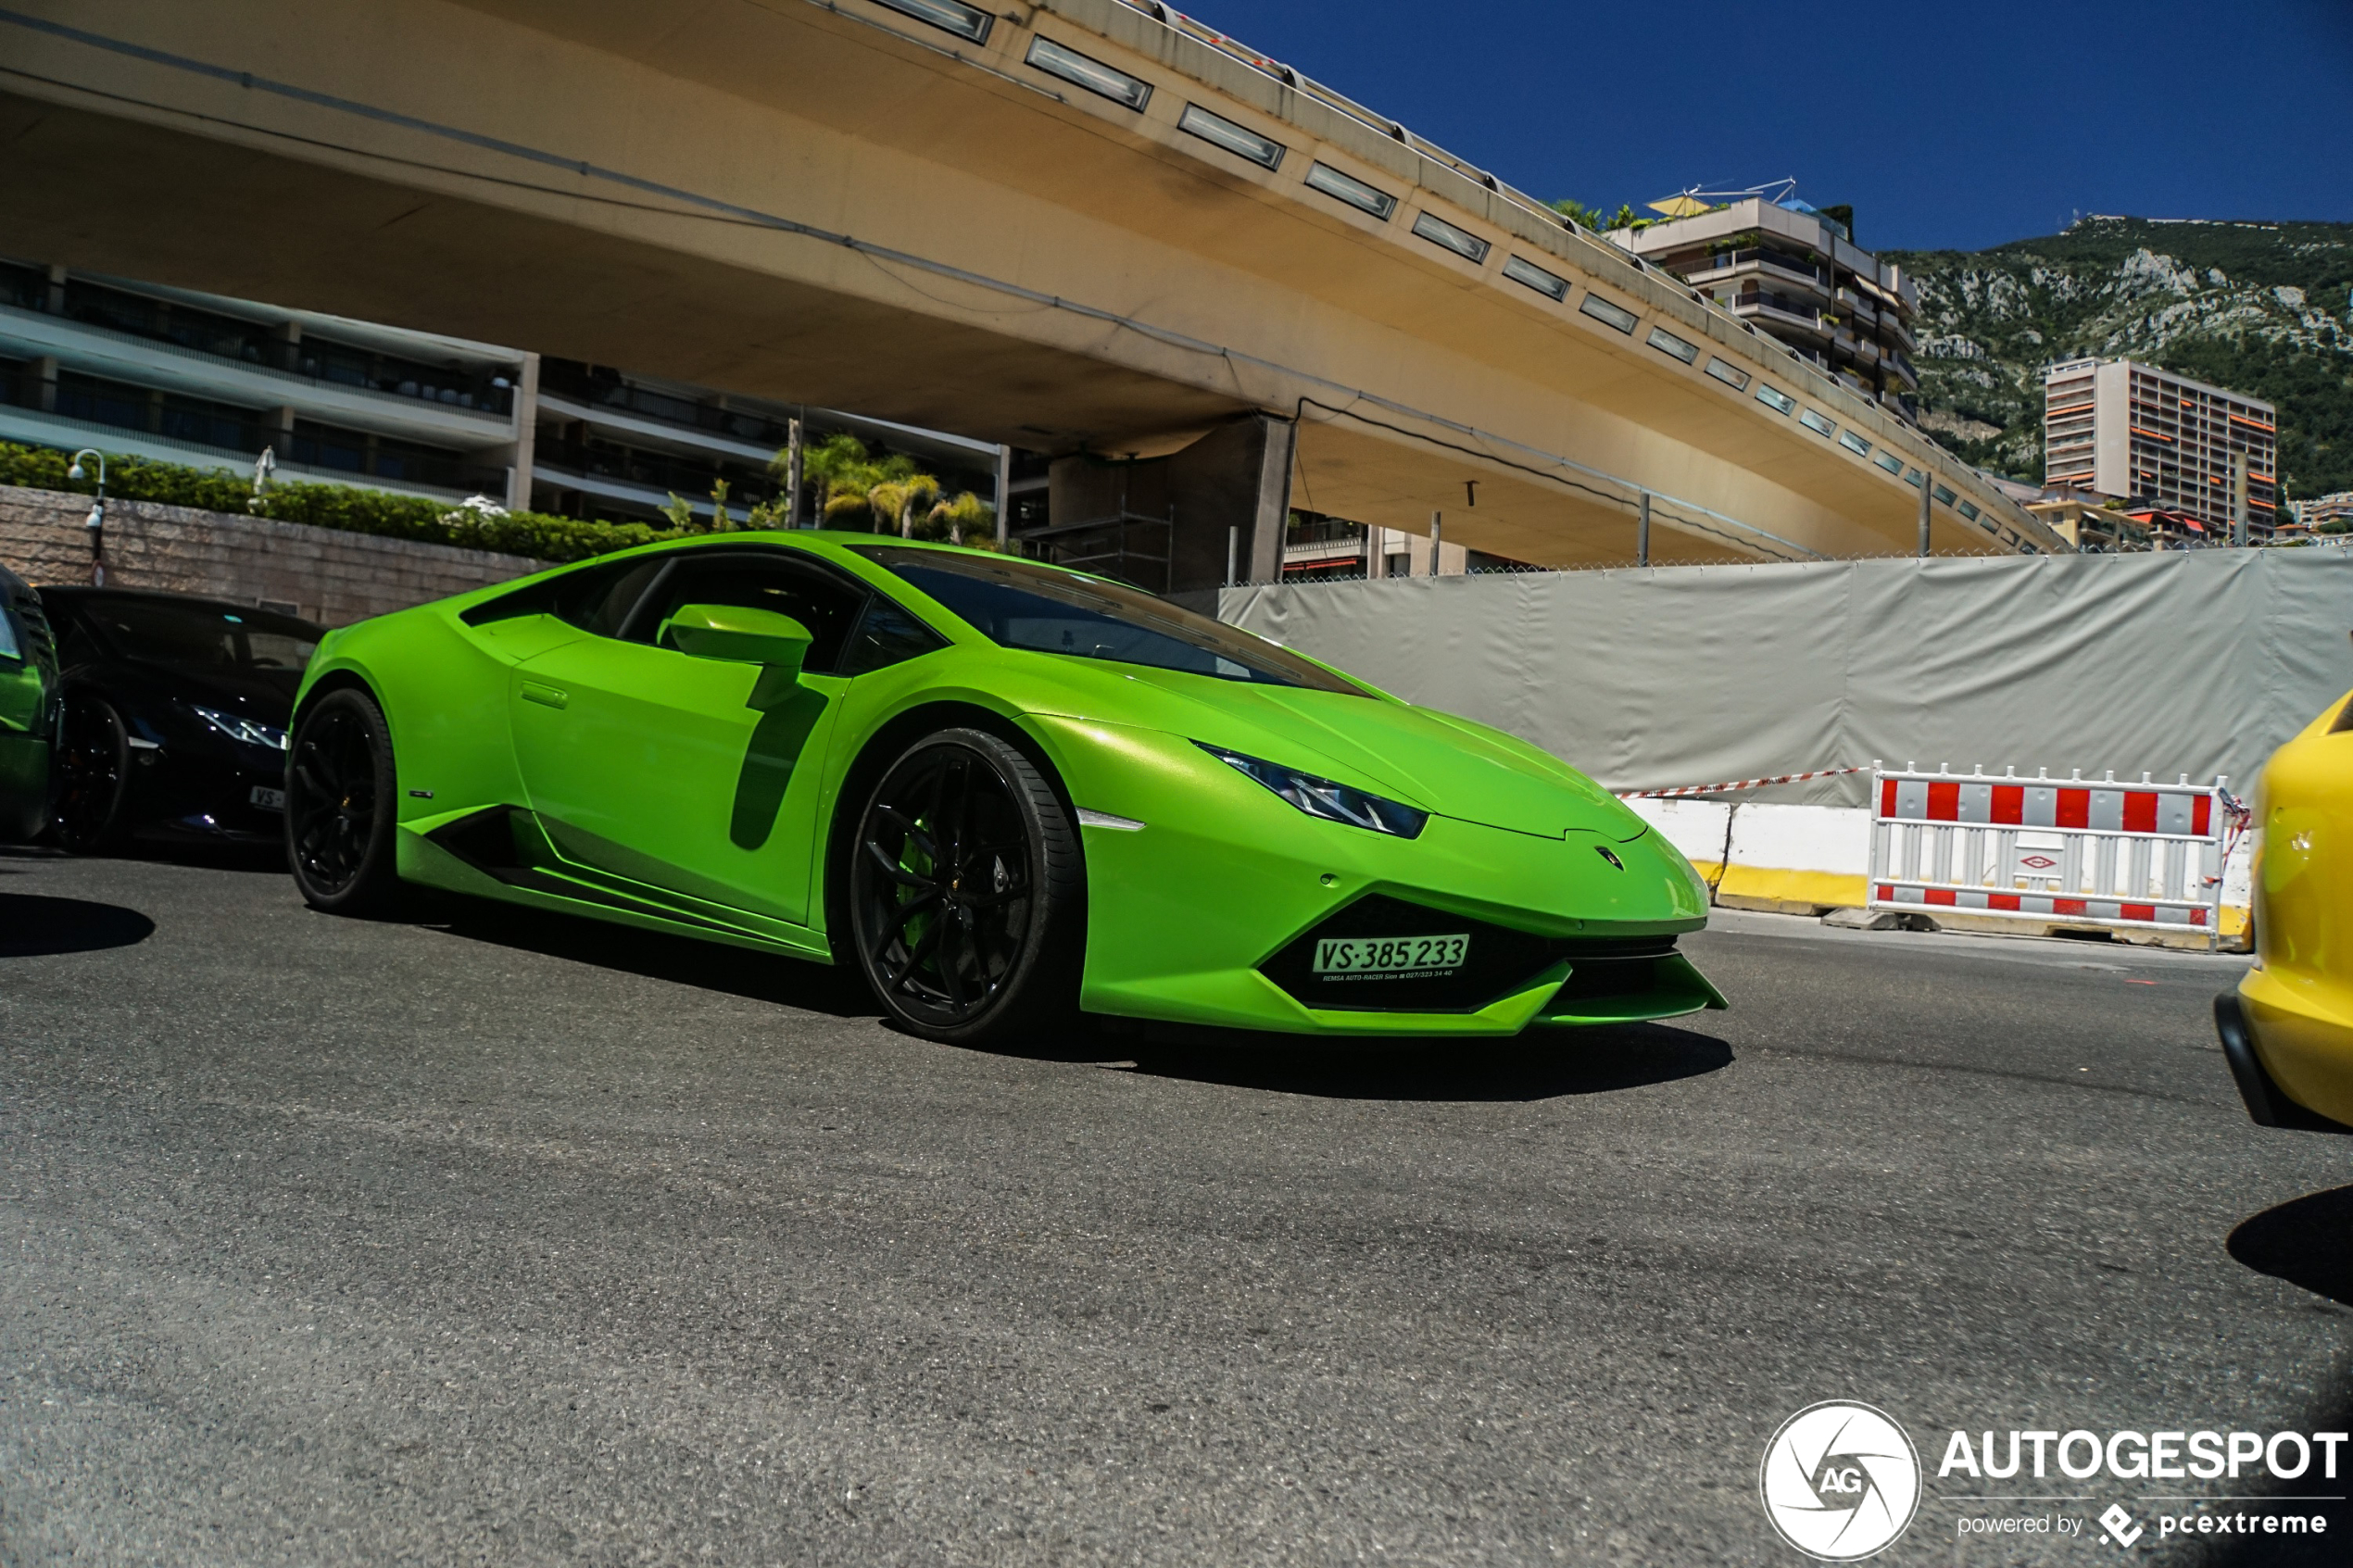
<box><xmin>849</xmin><ymin>727</ymin><xmax>1083</xmax><ymax>1045</ymax></box>
<box><xmin>49</xmin><ymin>694</ymin><xmax>130</xmax><ymax>854</ymax></box>
<box><xmin>286</xmin><ymin>687</ymin><xmax>401</xmax><ymax>914</ymax></box>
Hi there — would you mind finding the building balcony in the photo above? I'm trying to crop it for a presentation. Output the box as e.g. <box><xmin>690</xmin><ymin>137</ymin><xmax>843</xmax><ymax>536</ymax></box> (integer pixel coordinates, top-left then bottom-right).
<box><xmin>0</xmin><ymin>301</ymin><xmax>517</xmax><ymax>448</ymax></box>
<box><xmin>0</xmin><ymin>398</ymin><xmax>496</xmax><ymax>501</ymax></box>
<box><xmin>1728</xmin><ymin>295</ymin><xmax>1831</xmax><ymax>340</ymax></box>
<box><xmin>532</xmin><ymin>437</ymin><xmax>776</xmax><ymax>518</ymax></box>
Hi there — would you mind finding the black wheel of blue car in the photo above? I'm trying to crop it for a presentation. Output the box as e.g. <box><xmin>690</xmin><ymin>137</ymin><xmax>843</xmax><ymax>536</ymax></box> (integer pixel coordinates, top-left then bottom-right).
<box><xmin>850</xmin><ymin>727</ymin><xmax>1083</xmax><ymax>1045</ymax></box>
<box><xmin>48</xmin><ymin>693</ymin><xmax>130</xmax><ymax>854</ymax></box>
<box><xmin>286</xmin><ymin>687</ymin><xmax>401</xmax><ymax>915</ymax></box>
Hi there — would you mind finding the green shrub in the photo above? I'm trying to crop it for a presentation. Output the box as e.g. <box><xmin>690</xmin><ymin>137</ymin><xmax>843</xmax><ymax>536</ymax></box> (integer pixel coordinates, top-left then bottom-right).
<box><xmin>0</xmin><ymin>441</ymin><xmax>689</xmax><ymax>564</ymax></box>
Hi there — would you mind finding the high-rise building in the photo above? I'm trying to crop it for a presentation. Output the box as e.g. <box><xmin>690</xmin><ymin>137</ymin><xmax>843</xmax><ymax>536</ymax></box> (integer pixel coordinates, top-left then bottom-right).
<box><xmin>1607</xmin><ymin>198</ymin><xmax>1920</xmax><ymax>418</ymax></box>
<box><xmin>2041</xmin><ymin>358</ymin><xmax>2278</xmax><ymax>540</ymax></box>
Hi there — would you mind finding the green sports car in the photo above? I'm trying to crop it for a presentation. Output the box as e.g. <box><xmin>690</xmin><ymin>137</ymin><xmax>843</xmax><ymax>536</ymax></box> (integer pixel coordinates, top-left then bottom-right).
<box><xmin>286</xmin><ymin>532</ymin><xmax>1723</xmax><ymax>1044</ymax></box>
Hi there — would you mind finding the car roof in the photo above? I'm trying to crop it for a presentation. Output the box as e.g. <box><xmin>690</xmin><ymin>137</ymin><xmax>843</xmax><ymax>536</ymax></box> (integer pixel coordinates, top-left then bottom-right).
<box><xmin>41</xmin><ymin>585</ymin><xmax>326</xmax><ymax>632</ymax></box>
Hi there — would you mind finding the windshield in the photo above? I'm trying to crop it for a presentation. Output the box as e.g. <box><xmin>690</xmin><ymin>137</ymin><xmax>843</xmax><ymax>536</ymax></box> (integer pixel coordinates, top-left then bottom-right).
<box><xmin>79</xmin><ymin>596</ymin><xmax>321</xmax><ymax>671</ymax></box>
<box><xmin>853</xmin><ymin>547</ymin><xmax>1362</xmax><ymax>695</ymax></box>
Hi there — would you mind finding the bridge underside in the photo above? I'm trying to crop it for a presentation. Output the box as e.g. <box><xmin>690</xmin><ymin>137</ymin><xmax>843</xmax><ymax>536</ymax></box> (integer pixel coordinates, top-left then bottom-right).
<box><xmin>0</xmin><ymin>0</ymin><xmax>2045</xmax><ymax>569</ymax></box>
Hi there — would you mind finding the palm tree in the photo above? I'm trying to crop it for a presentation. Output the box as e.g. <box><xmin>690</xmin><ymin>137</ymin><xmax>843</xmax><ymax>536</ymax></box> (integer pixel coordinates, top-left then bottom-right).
<box><xmin>922</xmin><ymin>491</ymin><xmax>996</xmax><ymax>546</ymax></box>
<box><xmin>793</xmin><ymin>433</ymin><xmax>879</xmax><ymax>525</ymax></box>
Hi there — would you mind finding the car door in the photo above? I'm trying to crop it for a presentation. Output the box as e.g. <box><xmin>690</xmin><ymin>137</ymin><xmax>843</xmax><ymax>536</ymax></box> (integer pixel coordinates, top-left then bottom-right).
<box><xmin>507</xmin><ymin>547</ymin><xmax>867</xmax><ymax>930</ymax></box>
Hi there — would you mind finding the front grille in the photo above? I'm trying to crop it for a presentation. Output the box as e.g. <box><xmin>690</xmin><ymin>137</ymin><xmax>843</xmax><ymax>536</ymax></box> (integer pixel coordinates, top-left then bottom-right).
<box><xmin>1256</xmin><ymin>893</ymin><xmax>1676</xmax><ymax>1013</ymax></box>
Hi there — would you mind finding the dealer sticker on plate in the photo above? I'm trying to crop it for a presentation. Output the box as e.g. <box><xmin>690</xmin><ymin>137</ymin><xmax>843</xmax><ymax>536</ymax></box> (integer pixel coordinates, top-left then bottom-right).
<box><xmin>1313</xmin><ymin>935</ymin><xmax>1470</xmax><ymax>976</ymax></box>
<box><xmin>250</xmin><ymin>784</ymin><xmax>286</xmax><ymax>811</ymax></box>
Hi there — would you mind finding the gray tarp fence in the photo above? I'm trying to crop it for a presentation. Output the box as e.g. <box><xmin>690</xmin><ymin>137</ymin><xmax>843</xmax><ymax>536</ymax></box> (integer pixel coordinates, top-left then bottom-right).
<box><xmin>1215</xmin><ymin>549</ymin><xmax>2353</xmax><ymax>808</ymax></box>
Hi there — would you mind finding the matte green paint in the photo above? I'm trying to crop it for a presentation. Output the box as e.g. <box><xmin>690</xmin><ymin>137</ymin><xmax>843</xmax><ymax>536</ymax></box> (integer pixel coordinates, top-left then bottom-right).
<box><xmin>296</xmin><ymin>530</ymin><xmax>1721</xmax><ymax>1037</ymax></box>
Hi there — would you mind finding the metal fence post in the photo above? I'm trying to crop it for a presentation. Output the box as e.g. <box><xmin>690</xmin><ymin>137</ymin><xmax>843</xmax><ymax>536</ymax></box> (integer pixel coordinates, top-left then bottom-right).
<box><xmin>1917</xmin><ymin>478</ymin><xmax>1931</xmax><ymax>558</ymax></box>
<box><xmin>1638</xmin><ymin>490</ymin><xmax>1651</xmax><ymax>567</ymax></box>
<box><xmin>1226</xmin><ymin>525</ymin><xmax>1238</xmax><ymax>589</ymax></box>
<box><xmin>1429</xmin><ymin>510</ymin><xmax>1442</xmax><ymax>577</ymax></box>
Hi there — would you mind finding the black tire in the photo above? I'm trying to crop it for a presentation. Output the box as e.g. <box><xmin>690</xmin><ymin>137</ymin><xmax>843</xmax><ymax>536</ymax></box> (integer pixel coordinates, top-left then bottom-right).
<box><xmin>285</xmin><ymin>686</ymin><xmax>402</xmax><ymax>915</ymax></box>
<box><xmin>848</xmin><ymin>726</ymin><xmax>1084</xmax><ymax>1045</ymax></box>
<box><xmin>49</xmin><ymin>693</ymin><xmax>131</xmax><ymax>854</ymax></box>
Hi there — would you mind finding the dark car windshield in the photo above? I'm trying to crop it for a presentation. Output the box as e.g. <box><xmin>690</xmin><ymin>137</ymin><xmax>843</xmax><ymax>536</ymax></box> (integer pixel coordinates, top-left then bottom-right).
<box><xmin>77</xmin><ymin>596</ymin><xmax>321</xmax><ymax>671</ymax></box>
<box><xmin>851</xmin><ymin>547</ymin><xmax>1361</xmax><ymax>695</ymax></box>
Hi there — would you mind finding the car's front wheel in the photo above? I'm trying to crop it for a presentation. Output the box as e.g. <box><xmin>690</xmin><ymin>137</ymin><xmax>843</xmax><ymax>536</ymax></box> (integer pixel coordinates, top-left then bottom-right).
<box><xmin>49</xmin><ymin>693</ymin><xmax>131</xmax><ymax>854</ymax></box>
<box><xmin>849</xmin><ymin>727</ymin><xmax>1083</xmax><ymax>1045</ymax></box>
<box><xmin>286</xmin><ymin>686</ymin><xmax>402</xmax><ymax>914</ymax></box>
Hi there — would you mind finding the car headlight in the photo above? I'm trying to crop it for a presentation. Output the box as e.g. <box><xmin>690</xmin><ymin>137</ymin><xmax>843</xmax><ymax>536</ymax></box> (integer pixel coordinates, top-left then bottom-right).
<box><xmin>190</xmin><ymin>704</ymin><xmax>288</xmax><ymax>750</ymax></box>
<box><xmin>1196</xmin><ymin>743</ymin><xmax>1428</xmax><ymax>838</ymax></box>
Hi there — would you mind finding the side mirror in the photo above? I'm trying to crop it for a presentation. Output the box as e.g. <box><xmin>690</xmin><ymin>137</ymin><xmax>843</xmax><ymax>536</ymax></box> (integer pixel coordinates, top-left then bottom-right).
<box><xmin>658</xmin><ymin>604</ymin><xmax>812</xmax><ymax>676</ymax></box>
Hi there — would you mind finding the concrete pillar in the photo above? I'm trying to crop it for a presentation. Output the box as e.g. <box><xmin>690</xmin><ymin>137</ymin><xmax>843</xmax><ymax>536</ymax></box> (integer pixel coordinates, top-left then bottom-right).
<box><xmin>1917</xmin><ymin>473</ymin><xmax>1931</xmax><ymax>558</ymax></box>
<box><xmin>1048</xmin><ymin>413</ymin><xmax>1296</xmax><ymax>592</ymax></box>
<box><xmin>993</xmin><ymin>443</ymin><xmax>1012</xmax><ymax>548</ymax></box>
<box><xmin>506</xmin><ymin>351</ymin><xmax>540</xmax><ymax>513</ymax></box>
<box><xmin>43</xmin><ymin>263</ymin><xmax>65</xmax><ymax>315</ymax></box>
<box><xmin>32</xmin><ymin>355</ymin><xmax>57</xmax><ymax>413</ymax></box>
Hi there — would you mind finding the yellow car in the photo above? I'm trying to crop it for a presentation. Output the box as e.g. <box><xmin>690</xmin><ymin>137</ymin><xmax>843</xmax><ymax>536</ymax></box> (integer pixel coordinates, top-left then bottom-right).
<box><xmin>2217</xmin><ymin>684</ymin><xmax>2353</xmax><ymax>1133</ymax></box>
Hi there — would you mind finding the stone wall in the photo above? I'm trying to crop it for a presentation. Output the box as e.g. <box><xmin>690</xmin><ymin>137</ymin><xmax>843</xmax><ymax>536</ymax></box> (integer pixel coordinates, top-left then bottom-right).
<box><xmin>0</xmin><ymin>484</ymin><xmax>545</xmax><ymax>625</ymax></box>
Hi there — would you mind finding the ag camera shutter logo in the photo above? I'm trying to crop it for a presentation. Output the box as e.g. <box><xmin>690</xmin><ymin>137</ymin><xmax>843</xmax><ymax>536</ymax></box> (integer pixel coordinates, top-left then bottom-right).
<box><xmin>1759</xmin><ymin>1401</ymin><xmax>1922</xmax><ymax>1561</ymax></box>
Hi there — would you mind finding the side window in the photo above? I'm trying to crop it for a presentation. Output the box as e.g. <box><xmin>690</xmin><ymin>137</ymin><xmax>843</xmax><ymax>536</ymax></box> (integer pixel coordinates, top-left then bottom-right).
<box><xmin>624</xmin><ymin>552</ymin><xmax>867</xmax><ymax>675</ymax></box>
<box><xmin>461</xmin><ymin>555</ymin><xmax>661</xmax><ymax>634</ymax></box>
<box><xmin>840</xmin><ymin>594</ymin><xmax>948</xmax><ymax>676</ymax></box>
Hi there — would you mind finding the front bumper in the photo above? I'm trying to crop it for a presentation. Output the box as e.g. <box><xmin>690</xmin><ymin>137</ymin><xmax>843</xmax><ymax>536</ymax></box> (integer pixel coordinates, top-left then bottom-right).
<box><xmin>1034</xmin><ymin>716</ymin><xmax>1719</xmax><ymax>1037</ymax></box>
<box><xmin>124</xmin><ymin>737</ymin><xmax>287</xmax><ymax>845</ymax></box>
<box><xmin>2218</xmin><ymin>981</ymin><xmax>2353</xmax><ymax>1134</ymax></box>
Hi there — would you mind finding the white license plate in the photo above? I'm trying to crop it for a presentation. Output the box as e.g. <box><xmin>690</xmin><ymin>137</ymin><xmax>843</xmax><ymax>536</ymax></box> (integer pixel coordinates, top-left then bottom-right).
<box><xmin>250</xmin><ymin>784</ymin><xmax>286</xmax><ymax>810</ymax></box>
<box><xmin>1312</xmin><ymin>934</ymin><xmax>1470</xmax><ymax>975</ymax></box>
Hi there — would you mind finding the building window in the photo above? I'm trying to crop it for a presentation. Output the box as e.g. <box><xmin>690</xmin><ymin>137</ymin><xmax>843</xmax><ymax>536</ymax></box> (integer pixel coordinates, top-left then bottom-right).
<box><xmin>1932</xmin><ymin>483</ymin><xmax>1957</xmax><ymax>507</ymax></box>
<box><xmin>1579</xmin><ymin>294</ymin><xmax>1640</xmax><ymax>334</ymax></box>
<box><xmin>1800</xmin><ymin>408</ymin><xmax>1835</xmax><ymax>437</ymax></box>
<box><xmin>1304</xmin><ymin>162</ymin><xmax>1396</xmax><ymax>220</ymax></box>
<box><xmin>1957</xmin><ymin>500</ymin><xmax>1981</xmax><ymax>521</ymax></box>
<box><xmin>1177</xmin><ymin>104</ymin><xmax>1283</xmax><ymax>169</ymax></box>
<box><xmin>1839</xmin><ymin>430</ymin><xmax>1871</xmax><ymax>458</ymax></box>
<box><xmin>1904</xmin><ymin>468</ymin><xmax>1927</xmax><ymax>489</ymax></box>
<box><xmin>870</xmin><ymin>0</ymin><xmax>992</xmax><ymax>43</ymax></box>
<box><xmin>1410</xmin><ymin>211</ymin><xmax>1490</xmax><ymax>264</ymax></box>
<box><xmin>1704</xmin><ymin>356</ymin><xmax>1749</xmax><ymax>390</ymax></box>
<box><xmin>1755</xmin><ymin>383</ymin><xmax>1795</xmax><ymax>415</ymax></box>
<box><xmin>1026</xmin><ymin>38</ymin><xmax>1151</xmax><ymax>109</ymax></box>
<box><xmin>1646</xmin><ymin>326</ymin><xmax>1698</xmax><ymax>364</ymax></box>
<box><xmin>1503</xmin><ymin>256</ymin><xmax>1567</xmax><ymax>300</ymax></box>
<box><xmin>1872</xmin><ymin>450</ymin><xmax>1904</xmax><ymax>475</ymax></box>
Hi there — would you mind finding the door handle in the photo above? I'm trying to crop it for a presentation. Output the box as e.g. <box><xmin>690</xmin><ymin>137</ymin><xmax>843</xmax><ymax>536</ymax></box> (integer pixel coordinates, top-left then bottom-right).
<box><xmin>522</xmin><ymin>681</ymin><xmax>569</xmax><ymax>709</ymax></box>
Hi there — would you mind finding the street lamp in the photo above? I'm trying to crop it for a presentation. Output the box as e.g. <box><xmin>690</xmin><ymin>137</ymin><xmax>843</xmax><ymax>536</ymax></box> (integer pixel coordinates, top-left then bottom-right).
<box><xmin>66</xmin><ymin>449</ymin><xmax>107</xmax><ymax>584</ymax></box>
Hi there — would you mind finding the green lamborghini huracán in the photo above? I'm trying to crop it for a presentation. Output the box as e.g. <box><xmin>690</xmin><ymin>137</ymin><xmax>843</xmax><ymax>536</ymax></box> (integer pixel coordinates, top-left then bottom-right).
<box><xmin>286</xmin><ymin>533</ymin><xmax>1723</xmax><ymax>1044</ymax></box>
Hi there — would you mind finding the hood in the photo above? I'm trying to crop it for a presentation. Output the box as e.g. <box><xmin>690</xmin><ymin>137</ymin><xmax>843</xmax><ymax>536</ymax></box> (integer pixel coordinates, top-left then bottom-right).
<box><xmin>1021</xmin><ymin>656</ymin><xmax>1648</xmax><ymax>841</ymax></box>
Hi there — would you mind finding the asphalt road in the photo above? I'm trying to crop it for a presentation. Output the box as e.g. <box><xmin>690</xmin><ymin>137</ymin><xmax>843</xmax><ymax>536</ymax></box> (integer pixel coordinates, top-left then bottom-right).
<box><xmin>2</xmin><ymin>847</ymin><xmax>2348</xmax><ymax>1567</ymax></box>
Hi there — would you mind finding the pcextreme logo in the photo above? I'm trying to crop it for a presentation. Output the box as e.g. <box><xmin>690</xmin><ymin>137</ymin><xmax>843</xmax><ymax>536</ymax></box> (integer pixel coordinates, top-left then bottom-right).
<box><xmin>1760</xmin><ymin>1401</ymin><xmax>1923</xmax><ymax>1561</ymax></box>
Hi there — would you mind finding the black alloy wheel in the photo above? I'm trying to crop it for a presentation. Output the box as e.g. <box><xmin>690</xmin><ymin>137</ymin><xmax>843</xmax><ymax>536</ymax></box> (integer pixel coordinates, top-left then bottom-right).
<box><xmin>849</xmin><ymin>727</ymin><xmax>1083</xmax><ymax>1044</ymax></box>
<box><xmin>285</xmin><ymin>687</ymin><xmax>401</xmax><ymax>914</ymax></box>
<box><xmin>49</xmin><ymin>694</ymin><xmax>131</xmax><ymax>854</ymax></box>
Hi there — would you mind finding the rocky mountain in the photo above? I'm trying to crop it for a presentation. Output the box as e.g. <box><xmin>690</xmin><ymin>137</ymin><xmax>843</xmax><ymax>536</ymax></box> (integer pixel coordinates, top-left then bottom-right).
<box><xmin>1884</xmin><ymin>217</ymin><xmax>2353</xmax><ymax>503</ymax></box>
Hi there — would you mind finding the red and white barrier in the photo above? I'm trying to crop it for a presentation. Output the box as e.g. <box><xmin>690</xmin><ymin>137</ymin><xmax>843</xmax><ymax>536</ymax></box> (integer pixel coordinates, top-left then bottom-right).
<box><xmin>1867</xmin><ymin>762</ymin><xmax>2237</xmax><ymax>944</ymax></box>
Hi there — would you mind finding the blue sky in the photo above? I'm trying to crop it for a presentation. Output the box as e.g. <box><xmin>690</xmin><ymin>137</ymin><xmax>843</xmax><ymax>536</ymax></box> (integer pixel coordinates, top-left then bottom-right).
<box><xmin>1182</xmin><ymin>0</ymin><xmax>2353</xmax><ymax>253</ymax></box>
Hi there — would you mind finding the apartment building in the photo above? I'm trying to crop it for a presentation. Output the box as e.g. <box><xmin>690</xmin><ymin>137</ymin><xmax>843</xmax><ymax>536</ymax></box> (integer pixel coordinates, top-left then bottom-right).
<box><xmin>1608</xmin><ymin>198</ymin><xmax>1920</xmax><ymax>418</ymax></box>
<box><xmin>2294</xmin><ymin>491</ymin><xmax>2353</xmax><ymax>532</ymax></box>
<box><xmin>2042</xmin><ymin>358</ymin><xmax>2278</xmax><ymax>538</ymax></box>
<box><xmin>1</xmin><ymin>257</ymin><xmax>533</xmax><ymax>506</ymax></box>
<box><xmin>0</xmin><ymin>257</ymin><xmax>1003</xmax><ymax>526</ymax></box>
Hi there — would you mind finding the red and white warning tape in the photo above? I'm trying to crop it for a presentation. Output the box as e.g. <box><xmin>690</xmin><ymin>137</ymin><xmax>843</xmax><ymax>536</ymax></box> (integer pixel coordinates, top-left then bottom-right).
<box><xmin>1615</xmin><ymin>764</ymin><xmax>1869</xmax><ymax>800</ymax></box>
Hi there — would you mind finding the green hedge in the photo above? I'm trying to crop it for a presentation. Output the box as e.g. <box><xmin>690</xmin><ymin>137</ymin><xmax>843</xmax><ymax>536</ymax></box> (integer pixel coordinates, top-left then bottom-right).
<box><xmin>0</xmin><ymin>442</ymin><xmax>688</xmax><ymax>564</ymax></box>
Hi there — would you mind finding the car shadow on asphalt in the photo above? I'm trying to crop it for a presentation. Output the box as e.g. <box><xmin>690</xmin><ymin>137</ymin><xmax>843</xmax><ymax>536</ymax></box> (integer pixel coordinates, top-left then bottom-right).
<box><xmin>984</xmin><ymin>1019</ymin><xmax>1737</xmax><ymax>1103</ymax></box>
<box><xmin>423</xmin><ymin>898</ymin><xmax>878</xmax><ymax>1019</ymax></box>
<box><xmin>2227</xmin><ymin>1184</ymin><xmax>2353</xmax><ymax>1308</ymax></box>
<box><xmin>0</xmin><ymin>892</ymin><xmax>156</xmax><ymax>957</ymax></box>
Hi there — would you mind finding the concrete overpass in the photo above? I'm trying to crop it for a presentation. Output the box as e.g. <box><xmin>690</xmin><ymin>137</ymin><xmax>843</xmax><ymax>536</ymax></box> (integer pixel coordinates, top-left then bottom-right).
<box><xmin>0</xmin><ymin>0</ymin><xmax>2067</xmax><ymax>580</ymax></box>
